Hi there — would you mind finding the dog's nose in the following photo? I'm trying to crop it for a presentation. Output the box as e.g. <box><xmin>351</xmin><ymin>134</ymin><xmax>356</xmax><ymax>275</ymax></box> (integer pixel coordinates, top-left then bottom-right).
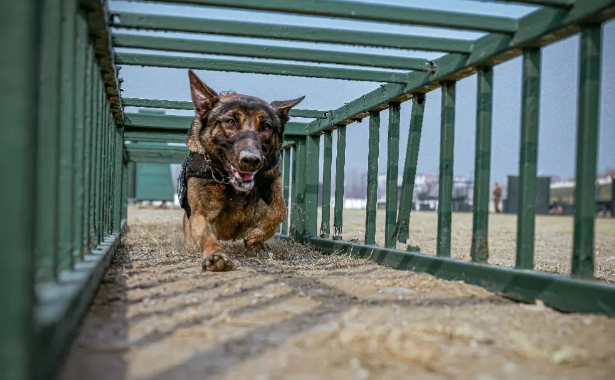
<box><xmin>239</xmin><ymin>151</ymin><xmax>261</xmax><ymax>168</ymax></box>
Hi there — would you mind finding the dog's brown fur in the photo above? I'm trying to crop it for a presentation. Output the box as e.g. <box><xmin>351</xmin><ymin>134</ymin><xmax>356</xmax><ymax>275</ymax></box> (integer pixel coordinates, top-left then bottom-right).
<box><xmin>183</xmin><ymin>70</ymin><xmax>303</xmax><ymax>271</ymax></box>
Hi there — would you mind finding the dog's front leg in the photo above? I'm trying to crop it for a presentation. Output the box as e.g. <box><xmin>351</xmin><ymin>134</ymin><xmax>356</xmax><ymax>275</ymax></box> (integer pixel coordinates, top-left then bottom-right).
<box><xmin>244</xmin><ymin>177</ymin><xmax>287</xmax><ymax>248</ymax></box>
<box><xmin>190</xmin><ymin>213</ymin><xmax>234</xmax><ymax>272</ymax></box>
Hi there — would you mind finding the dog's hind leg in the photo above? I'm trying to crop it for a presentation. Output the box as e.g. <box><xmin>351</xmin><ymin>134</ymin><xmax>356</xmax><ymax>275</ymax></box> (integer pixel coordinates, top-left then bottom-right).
<box><xmin>183</xmin><ymin>213</ymin><xmax>198</xmax><ymax>248</ymax></box>
<box><xmin>190</xmin><ymin>213</ymin><xmax>233</xmax><ymax>272</ymax></box>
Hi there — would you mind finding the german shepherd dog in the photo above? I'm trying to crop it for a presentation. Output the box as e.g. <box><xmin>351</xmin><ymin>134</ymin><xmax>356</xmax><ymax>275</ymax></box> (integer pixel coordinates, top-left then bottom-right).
<box><xmin>178</xmin><ymin>70</ymin><xmax>304</xmax><ymax>272</ymax></box>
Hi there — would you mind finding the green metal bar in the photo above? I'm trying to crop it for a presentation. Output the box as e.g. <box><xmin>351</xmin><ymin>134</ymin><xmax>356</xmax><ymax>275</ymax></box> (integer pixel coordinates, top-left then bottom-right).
<box><xmin>88</xmin><ymin>60</ymin><xmax>100</xmax><ymax>249</ymax></box>
<box><xmin>470</xmin><ymin>67</ymin><xmax>494</xmax><ymax>263</ymax></box>
<box><xmin>303</xmin><ymin>236</ymin><xmax>615</xmax><ymax>316</ymax></box>
<box><xmin>122</xmin><ymin>97</ymin><xmax>327</xmax><ymax>119</ymax></box>
<box><xmin>35</xmin><ymin>0</ymin><xmax>62</xmax><ymax>281</ymax></box>
<box><xmin>281</xmin><ymin>149</ymin><xmax>291</xmax><ymax>234</ymax></box>
<box><xmin>320</xmin><ymin>131</ymin><xmax>333</xmax><ymax>238</ymax></box>
<box><xmin>57</xmin><ymin>0</ymin><xmax>77</xmax><ymax>271</ymax></box>
<box><xmin>93</xmin><ymin>74</ymin><xmax>103</xmax><ymax>245</ymax></box>
<box><xmin>396</xmin><ymin>95</ymin><xmax>425</xmax><ymax>243</ymax></box>
<box><xmin>289</xmin><ymin>146</ymin><xmax>298</xmax><ymax>238</ymax></box>
<box><xmin>139</xmin><ymin>0</ymin><xmax>518</xmax><ymax>32</ymax></box>
<box><xmin>516</xmin><ymin>48</ymin><xmax>541</xmax><ymax>270</ymax></box>
<box><xmin>333</xmin><ymin>126</ymin><xmax>346</xmax><ymax>240</ymax></box>
<box><xmin>365</xmin><ymin>111</ymin><xmax>380</xmax><ymax>246</ymax></box>
<box><xmin>437</xmin><ymin>81</ymin><xmax>456</xmax><ymax>258</ymax></box>
<box><xmin>487</xmin><ymin>0</ymin><xmax>572</xmax><ymax>6</ymax></box>
<box><xmin>121</xmin><ymin>158</ymin><xmax>128</xmax><ymax>221</ymax></box>
<box><xmin>127</xmin><ymin>161</ymin><xmax>137</xmax><ymax>199</ymax></box>
<box><xmin>113</xmin><ymin>12</ymin><xmax>474</xmax><ymax>53</ymax></box>
<box><xmin>101</xmin><ymin>102</ymin><xmax>109</xmax><ymax>238</ymax></box>
<box><xmin>293</xmin><ymin>140</ymin><xmax>307</xmax><ymax>241</ymax></box>
<box><xmin>305</xmin><ymin>135</ymin><xmax>320</xmax><ymax>239</ymax></box>
<box><xmin>124</xmin><ymin>113</ymin><xmax>309</xmax><ymax>137</ymax></box>
<box><xmin>116</xmin><ymin>53</ymin><xmax>414</xmax><ymax>83</ymax></box>
<box><xmin>385</xmin><ymin>104</ymin><xmax>400</xmax><ymax>249</ymax></box>
<box><xmin>73</xmin><ymin>11</ymin><xmax>87</xmax><ymax>261</ymax></box>
<box><xmin>306</xmin><ymin>1</ymin><xmax>615</xmax><ymax>135</ymax></box>
<box><xmin>82</xmin><ymin>44</ymin><xmax>94</xmax><ymax>256</ymax></box>
<box><xmin>0</xmin><ymin>1</ymin><xmax>40</xmax><ymax>379</ymax></box>
<box><xmin>114</xmin><ymin>34</ymin><xmax>431</xmax><ymax>71</ymax></box>
<box><xmin>572</xmin><ymin>25</ymin><xmax>601</xmax><ymax>279</ymax></box>
<box><xmin>124</xmin><ymin>131</ymin><xmax>187</xmax><ymax>144</ymax></box>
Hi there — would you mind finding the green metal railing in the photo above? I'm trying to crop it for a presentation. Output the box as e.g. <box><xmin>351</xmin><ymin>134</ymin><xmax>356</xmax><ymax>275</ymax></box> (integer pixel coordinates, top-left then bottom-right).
<box><xmin>2</xmin><ymin>1</ymin><xmax>125</xmax><ymax>380</ymax></box>
<box><xmin>2</xmin><ymin>1</ymin><xmax>615</xmax><ymax>380</ymax></box>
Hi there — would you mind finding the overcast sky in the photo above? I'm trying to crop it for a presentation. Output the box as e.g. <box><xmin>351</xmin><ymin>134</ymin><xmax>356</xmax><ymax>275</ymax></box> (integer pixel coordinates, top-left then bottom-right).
<box><xmin>112</xmin><ymin>0</ymin><xmax>615</xmax><ymax>185</ymax></box>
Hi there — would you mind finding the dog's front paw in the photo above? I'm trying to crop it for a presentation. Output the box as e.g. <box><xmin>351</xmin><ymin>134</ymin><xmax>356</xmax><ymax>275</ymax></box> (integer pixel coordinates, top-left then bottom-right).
<box><xmin>201</xmin><ymin>253</ymin><xmax>234</xmax><ymax>272</ymax></box>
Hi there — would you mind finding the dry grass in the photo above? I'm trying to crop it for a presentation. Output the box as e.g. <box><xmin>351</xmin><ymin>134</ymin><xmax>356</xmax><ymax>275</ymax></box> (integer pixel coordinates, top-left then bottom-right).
<box><xmin>321</xmin><ymin>209</ymin><xmax>615</xmax><ymax>282</ymax></box>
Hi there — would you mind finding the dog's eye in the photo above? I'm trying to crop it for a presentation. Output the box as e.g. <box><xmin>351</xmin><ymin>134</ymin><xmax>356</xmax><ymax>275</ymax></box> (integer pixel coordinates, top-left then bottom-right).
<box><xmin>225</xmin><ymin>118</ymin><xmax>236</xmax><ymax>128</ymax></box>
<box><xmin>262</xmin><ymin>122</ymin><xmax>272</xmax><ymax>131</ymax></box>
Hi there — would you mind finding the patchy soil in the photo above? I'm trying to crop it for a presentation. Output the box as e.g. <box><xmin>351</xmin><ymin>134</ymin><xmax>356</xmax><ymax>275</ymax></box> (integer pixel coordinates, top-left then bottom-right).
<box><xmin>59</xmin><ymin>207</ymin><xmax>615</xmax><ymax>380</ymax></box>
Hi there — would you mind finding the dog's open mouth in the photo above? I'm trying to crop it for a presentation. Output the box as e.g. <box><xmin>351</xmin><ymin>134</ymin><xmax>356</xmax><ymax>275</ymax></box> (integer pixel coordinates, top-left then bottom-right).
<box><xmin>229</xmin><ymin>166</ymin><xmax>257</xmax><ymax>192</ymax></box>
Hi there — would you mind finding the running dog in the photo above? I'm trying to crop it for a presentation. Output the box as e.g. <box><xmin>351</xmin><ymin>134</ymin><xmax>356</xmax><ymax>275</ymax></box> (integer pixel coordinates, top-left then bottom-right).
<box><xmin>178</xmin><ymin>70</ymin><xmax>304</xmax><ymax>272</ymax></box>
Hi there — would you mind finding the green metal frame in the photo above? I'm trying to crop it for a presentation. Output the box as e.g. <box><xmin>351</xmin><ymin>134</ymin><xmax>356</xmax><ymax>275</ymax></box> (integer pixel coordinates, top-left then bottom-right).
<box><xmin>3</xmin><ymin>2</ymin><xmax>615</xmax><ymax>380</ymax></box>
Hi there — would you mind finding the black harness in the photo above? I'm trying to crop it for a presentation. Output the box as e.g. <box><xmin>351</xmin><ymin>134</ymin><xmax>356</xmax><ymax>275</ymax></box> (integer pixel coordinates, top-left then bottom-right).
<box><xmin>178</xmin><ymin>151</ymin><xmax>280</xmax><ymax>217</ymax></box>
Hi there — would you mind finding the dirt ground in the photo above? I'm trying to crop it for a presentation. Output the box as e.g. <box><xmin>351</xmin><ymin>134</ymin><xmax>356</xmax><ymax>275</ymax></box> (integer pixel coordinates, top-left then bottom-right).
<box><xmin>59</xmin><ymin>207</ymin><xmax>615</xmax><ymax>380</ymax></box>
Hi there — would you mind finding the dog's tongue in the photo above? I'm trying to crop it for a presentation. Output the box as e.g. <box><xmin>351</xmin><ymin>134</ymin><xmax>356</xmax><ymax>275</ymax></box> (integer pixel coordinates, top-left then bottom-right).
<box><xmin>235</xmin><ymin>171</ymin><xmax>254</xmax><ymax>181</ymax></box>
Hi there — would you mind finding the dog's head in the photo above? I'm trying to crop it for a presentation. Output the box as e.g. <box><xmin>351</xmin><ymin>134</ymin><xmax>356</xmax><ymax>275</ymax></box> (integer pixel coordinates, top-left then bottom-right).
<box><xmin>186</xmin><ymin>70</ymin><xmax>304</xmax><ymax>193</ymax></box>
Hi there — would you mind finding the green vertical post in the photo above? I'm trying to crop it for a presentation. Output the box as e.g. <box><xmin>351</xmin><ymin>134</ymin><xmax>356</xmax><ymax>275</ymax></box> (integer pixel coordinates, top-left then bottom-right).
<box><xmin>397</xmin><ymin>95</ymin><xmax>425</xmax><ymax>243</ymax></box>
<box><xmin>127</xmin><ymin>161</ymin><xmax>136</xmax><ymax>198</ymax></box>
<box><xmin>365</xmin><ymin>111</ymin><xmax>380</xmax><ymax>245</ymax></box>
<box><xmin>0</xmin><ymin>2</ymin><xmax>40</xmax><ymax>380</ymax></box>
<box><xmin>113</xmin><ymin>125</ymin><xmax>124</xmax><ymax>232</ymax></box>
<box><xmin>572</xmin><ymin>26</ymin><xmax>601</xmax><ymax>279</ymax></box>
<box><xmin>293</xmin><ymin>139</ymin><xmax>307</xmax><ymax>241</ymax></box>
<box><xmin>437</xmin><ymin>81</ymin><xmax>456</xmax><ymax>258</ymax></box>
<box><xmin>88</xmin><ymin>62</ymin><xmax>99</xmax><ymax>249</ymax></box>
<box><xmin>282</xmin><ymin>148</ymin><xmax>291</xmax><ymax>234</ymax></box>
<box><xmin>320</xmin><ymin>131</ymin><xmax>333</xmax><ymax>237</ymax></box>
<box><xmin>305</xmin><ymin>135</ymin><xmax>320</xmax><ymax>239</ymax></box>
<box><xmin>121</xmin><ymin>157</ymin><xmax>129</xmax><ymax>222</ymax></box>
<box><xmin>104</xmin><ymin>104</ymin><xmax>111</xmax><ymax>235</ymax></box>
<box><xmin>57</xmin><ymin>0</ymin><xmax>77</xmax><ymax>270</ymax></box>
<box><xmin>471</xmin><ymin>67</ymin><xmax>493</xmax><ymax>263</ymax></box>
<box><xmin>516</xmin><ymin>48</ymin><xmax>541</xmax><ymax>270</ymax></box>
<box><xmin>385</xmin><ymin>104</ymin><xmax>400</xmax><ymax>248</ymax></box>
<box><xmin>72</xmin><ymin>11</ymin><xmax>87</xmax><ymax>261</ymax></box>
<box><xmin>82</xmin><ymin>45</ymin><xmax>93</xmax><ymax>255</ymax></box>
<box><xmin>102</xmin><ymin>104</ymin><xmax>109</xmax><ymax>236</ymax></box>
<box><xmin>289</xmin><ymin>146</ymin><xmax>298</xmax><ymax>237</ymax></box>
<box><xmin>36</xmin><ymin>0</ymin><xmax>62</xmax><ymax>281</ymax></box>
<box><xmin>333</xmin><ymin>126</ymin><xmax>346</xmax><ymax>240</ymax></box>
<box><xmin>92</xmin><ymin>74</ymin><xmax>102</xmax><ymax>246</ymax></box>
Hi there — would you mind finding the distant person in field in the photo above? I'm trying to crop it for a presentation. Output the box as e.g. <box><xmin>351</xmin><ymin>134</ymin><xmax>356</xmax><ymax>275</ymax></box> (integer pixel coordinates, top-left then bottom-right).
<box><xmin>493</xmin><ymin>183</ymin><xmax>502</xmax><ymax>213</ymax></box>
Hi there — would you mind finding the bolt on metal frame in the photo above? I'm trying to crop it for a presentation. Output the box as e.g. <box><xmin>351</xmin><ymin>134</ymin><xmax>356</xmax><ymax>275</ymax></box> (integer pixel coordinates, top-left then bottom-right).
<box><xmin>2</xmin><ymin>1</ymin><xmax>615</xmax><ymax>380</ymax></box>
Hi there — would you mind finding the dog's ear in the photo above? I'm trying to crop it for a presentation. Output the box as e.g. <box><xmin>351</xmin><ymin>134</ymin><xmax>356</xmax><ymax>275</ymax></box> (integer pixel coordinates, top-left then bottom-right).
<box><xmin>188</xmin><ymin>69</ymin><xmax>218</xmax><ymax>118</ymax></box>
<box><xmin>271</xmin><ymin>96</ymin><xmax>305</xmax><ymax>124</ymax></box>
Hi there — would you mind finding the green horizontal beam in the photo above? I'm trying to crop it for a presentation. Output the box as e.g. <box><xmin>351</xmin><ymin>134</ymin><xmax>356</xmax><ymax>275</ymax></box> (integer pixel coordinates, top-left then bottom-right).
<box><xmin>486</xmin><ymin>0</ymin><xmax>572</xmax><ymax>7</ymax></box>
<box><xmin>296</xmin><ymin>236</ymin><xmax>615</xmax><ymax>316</ymax></box>
<box><xmin>306</xmin><ymin>0</ymin><xmax>615</xmax><ymax>134</ymax></box>
<box><xmin>124</xmin><ymin>113</ymin><xmax>309</xmax><ymax>136</ymax></box>
<box><xmin>122</xmin><ymin>98</ymin><xmax>328</xmax><ymax>119</ymax></box>
<box><xmin>126</xmin><ymin>144</ymin><xmax>189</xmax><ymax>163</ymax></box>
<box><xmin>139</xmin><ymin>0</ymin><xmax>518</xmax><ymax>33</ymax></box>
<box><xmin>124</xmin><ymin>131</ymin><xmax>187</xmax><ymax>143</ymax></box>
<box><xmin>125</xmin><ymin>113</ymin><xmax>192</xmax><ymax>130</ymax></box>
<box><xmin>113</xmin><ymin>34</ymin><xmax>431</xmax><ymax>71</ymax></box>
<box><xmin>112</xmin><ymin>12</ymin><xmax>474</xmax><ymax>53</ymax></box>
<box><xmin>116</xmin><ymin>53</ymin><xmax>413</xmax><ymax>83</ymax></box>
